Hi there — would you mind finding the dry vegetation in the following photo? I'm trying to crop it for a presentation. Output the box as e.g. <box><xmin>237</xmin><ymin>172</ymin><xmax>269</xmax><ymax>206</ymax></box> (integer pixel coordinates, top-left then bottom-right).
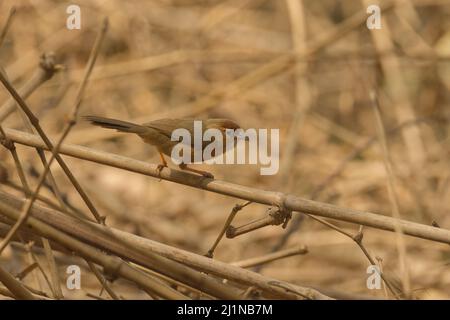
<box><xmin>0</xmin><ymin>0</ymin><xmax>449</xmax><ymax>300</ymax></box>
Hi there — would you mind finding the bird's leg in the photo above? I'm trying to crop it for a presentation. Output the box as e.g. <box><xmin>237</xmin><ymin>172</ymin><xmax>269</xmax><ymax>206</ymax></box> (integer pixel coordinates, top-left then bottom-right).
<box><xmin>179</xmin><ymin>163</ymin><xmax>214</xmax><ymax>179</ymax></box>
<box><xmin>157</xmin><ymin>152</ymin><xmax>168</xmax><ymax>176</ymax></box>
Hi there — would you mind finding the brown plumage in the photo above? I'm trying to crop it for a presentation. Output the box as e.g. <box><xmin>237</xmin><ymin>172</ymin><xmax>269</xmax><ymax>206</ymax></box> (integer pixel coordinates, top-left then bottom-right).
<box><xmin>84</xmin><ymin>115</ymin><xmax>240</xmax><ymax>178</ymax></box>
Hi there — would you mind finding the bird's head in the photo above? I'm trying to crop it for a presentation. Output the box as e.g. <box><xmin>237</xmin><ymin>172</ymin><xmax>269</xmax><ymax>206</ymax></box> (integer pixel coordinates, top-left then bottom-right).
<box><xmin>206</xmin><ymin>119</ymin><xmax>241</xmax><ymax>131</ymax></box>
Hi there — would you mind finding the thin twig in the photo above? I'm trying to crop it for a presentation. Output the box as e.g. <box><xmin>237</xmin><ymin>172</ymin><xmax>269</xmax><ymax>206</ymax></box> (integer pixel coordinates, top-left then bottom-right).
<box><xmin>26</xmin><ymin>243</ymin><xmax>58</xmax><ymax>298</ymax></box>
<box><xmin>363</xmin><ymin>0</ymin><xmax>425</xmax><ymax>168</ymax></box>
<box><xmin>0</xmin><ymin>121</ymin><xmax>88</xmax><ymax>253</ymax></box>
<box><xmin>232</xmin><ymin>245</ymin><xmax>308</xmax><ymax>268</ymax></box>
<box><xmin>0</xmin><ymin>54</ymin><xmax>61</xmax><ymax>122</ymax></box>
<box><xmin>86</xmin><ymin>260</ymin><xmax>120</xmax><ymax>300</ymax></box>
<box><xmin>206</xmin><ymin>201</ymin><xmax>252</xmax><ymax>257</ymax></box>
<box><xmin>14</xmin><ymin>263</ymin><xmax>39</xmax><ymax>281</ymax></box>
<box><xmin>5</xmin><ymin>180</ymin><xmax>85</xmax><ymax>218</ymax></box>
<box><xmin>1</xmin><ymin>54</ymin><xmax>75</xmax><ymax>221</ymax></box>
<box><xmin>41</xmin><ymin>238</ymin><xmax>63</xmax><ymax>298</ymax></box>
<box><xmin>0</xmin><ymin>6</ymin><xmax>16</xmax><ymax>48</ymax></box>
<box><xmin>370</xmin><ymin>91</ymin><xmax>411</xmax><ymax>297</ymax></box>
<box><xmin>270</xmin><ymin>115</ymin><xmax>445</xmax><ymax>252</ymax></box>
<box><xmin>0</xmin><ymin>125</ymin><xmax>64</xmax><ymax>298</ymax></box>
<box><xmin>0</xmin><ymin>67</ymin><xmax>103</xmax><ymax>224</ymax></box>
<box><xmin>279</xmin><ymin>0</ymin><xmax>312</xmax><ymax>187</ymax></box>
<box><xmin>0</xmin><ymin>126</ymin><xmax>30</xmax><ymax>195</ymax></box>
<box><xmin>306</xmin><ymin>215</ymin><xmax>400</xmax><ymax>298</ymax></box>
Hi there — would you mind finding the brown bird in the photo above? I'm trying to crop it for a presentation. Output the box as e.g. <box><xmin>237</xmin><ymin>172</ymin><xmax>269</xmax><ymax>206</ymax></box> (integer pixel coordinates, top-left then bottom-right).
<box><xmin>84</xmin><ymin>116</ymin><xmax>240</xmax><ymax>178</ymax></box>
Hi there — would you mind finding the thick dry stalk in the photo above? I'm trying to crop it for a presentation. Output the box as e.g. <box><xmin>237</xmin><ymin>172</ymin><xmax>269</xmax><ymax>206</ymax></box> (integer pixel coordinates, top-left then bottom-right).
<box><xmin>0</xmin><ymin>201</ymin><xmax>188</xmax><ymax>300</ymax></box>
<box><xmin>0</xmin><ymin>265</ymin><xmax>36</xmax><ymax>300</ymax></box>
<box><xmin>3</xmin><ymin>128</ymin><xmax>450</xmax><ymax>245</ymax></box>
<box><xmin>0</xmin><ymin>284</ymin><xmax>50</xmax><ymax>300</ymax></box>
<box><xmin>0</xmin><ymin>195</ymin><xmax>245</xmax><ymax>299</ymax></box>
<box><xmin>0</xmin><ymin>191</ymin><xmax>331</xmax><ymax>300</ymax></box>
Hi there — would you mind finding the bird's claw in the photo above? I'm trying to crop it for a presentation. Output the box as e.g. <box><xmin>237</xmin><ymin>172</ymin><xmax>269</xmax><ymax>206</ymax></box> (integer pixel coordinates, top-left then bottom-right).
<box><xmin>202</xmin><ymin>172</ymin><xmax>214</xmax><ymax>179</ymax></box>
<box><xmin>156</xmin><ymin>164</ymin><xmax>167</xmax><ymax>173</ymax></box>
<box><xmin>156</xmin><ymin>164</ymin><xmax>167</xmax><ymax>180</ymax></box>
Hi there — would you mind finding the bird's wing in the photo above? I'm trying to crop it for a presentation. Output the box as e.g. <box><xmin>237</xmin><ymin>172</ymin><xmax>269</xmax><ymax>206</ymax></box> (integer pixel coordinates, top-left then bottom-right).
<box><xmin>143</xmin><ymin>119</ymin><xmax>196</xmax><ymax>138</ymax></box>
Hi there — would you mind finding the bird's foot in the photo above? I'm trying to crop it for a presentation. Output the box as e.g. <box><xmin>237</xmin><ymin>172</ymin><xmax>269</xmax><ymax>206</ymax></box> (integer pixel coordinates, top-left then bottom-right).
<box><xmin>156</xmin><ymin>164</ymin><xmax>168</xmax><ymax>180</ymax></box>
<box><xmin>200</xmin><ymin>171</ymin><xmax>214</xmax><ymax>179</ymax></box>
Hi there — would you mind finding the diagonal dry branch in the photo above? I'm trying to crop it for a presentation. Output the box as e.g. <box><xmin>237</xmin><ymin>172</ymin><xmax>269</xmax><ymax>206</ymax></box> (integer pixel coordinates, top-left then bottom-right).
<box><xmin>0</xmin><ymin>6</ymin><xmax>16</xmax><ymax>48</ymax></box>
<box><xmin>0</xmin><ymin>190</ymin><xmax>332</xmax><ymax>300</ymax></box>
<box><xmin>0</xmin><ymin>58</ymin><xmax>103</xmax><ymax>224</ymax></box>
<box><xmin>0</xmin><ymin>264</ymin><xmax>36</xmax><ymax>300</ymax></box>
<box><xmin>0</xmin><ymin>200</ymin><xmax>189</xmax><ymax>300</ymax></box>
<box><xmin>271</xmin><ymin>115</ymin><xmax>446</xmax><ymax>252</ymax></box>
<box><xmin>0</xmin><ymin>19</ymin><xmax>112</xmax><ymax>298</ymax></box>
<box><xmin>0</xmin><ymin>125</ymin><xmax>64</xmax><ymax>298</ymax></box>
<box><xmin>231</xmin><ymin>244</ymin><xmax>308</xmax><ymax>268</ymax></box>
<box><xmin>0</xmin><ymin>54</ymin><xmax>61</xmax><ymax>123</ymax></box>
<box><xmin>2</xmin><ymin>127</ymin><xmax>450</xmax><ymax>245</ymax></box>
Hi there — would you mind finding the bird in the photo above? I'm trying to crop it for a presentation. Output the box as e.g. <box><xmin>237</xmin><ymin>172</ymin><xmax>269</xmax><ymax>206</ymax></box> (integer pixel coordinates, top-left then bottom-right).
<box><xmin>84</xmin><ymin>115</ymin><xmax>241</xmax><ymax>178</ymax></box>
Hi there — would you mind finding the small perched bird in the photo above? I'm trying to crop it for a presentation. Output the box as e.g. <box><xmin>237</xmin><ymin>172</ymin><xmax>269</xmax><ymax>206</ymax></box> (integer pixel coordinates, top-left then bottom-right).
<box><xmin>85</xmin><ymin>116</ymin><xmax>240</xmax><ymax>178</ymax></box>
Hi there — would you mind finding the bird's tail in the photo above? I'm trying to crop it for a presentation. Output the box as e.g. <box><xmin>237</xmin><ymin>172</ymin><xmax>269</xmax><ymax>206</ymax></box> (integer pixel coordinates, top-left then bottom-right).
<box><xmin>84</xmin><ymin>115</ymin><xmax>147</xmax><ymax>134</ymax></box>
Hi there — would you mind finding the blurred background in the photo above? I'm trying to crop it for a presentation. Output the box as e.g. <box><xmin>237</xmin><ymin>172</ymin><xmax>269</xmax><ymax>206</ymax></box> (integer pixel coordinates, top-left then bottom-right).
<box><xmin>0</xmin><ymin>0</ymin><xmax>449</xmax><ymax>299</ymax></box>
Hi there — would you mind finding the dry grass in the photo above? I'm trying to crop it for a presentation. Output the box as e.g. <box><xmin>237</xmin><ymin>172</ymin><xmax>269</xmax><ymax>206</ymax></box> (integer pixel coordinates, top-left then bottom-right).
<box><xmin>0</xmin><ymin>0</ymin><xmax>449</xmax><ymax>300</ymax></box>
